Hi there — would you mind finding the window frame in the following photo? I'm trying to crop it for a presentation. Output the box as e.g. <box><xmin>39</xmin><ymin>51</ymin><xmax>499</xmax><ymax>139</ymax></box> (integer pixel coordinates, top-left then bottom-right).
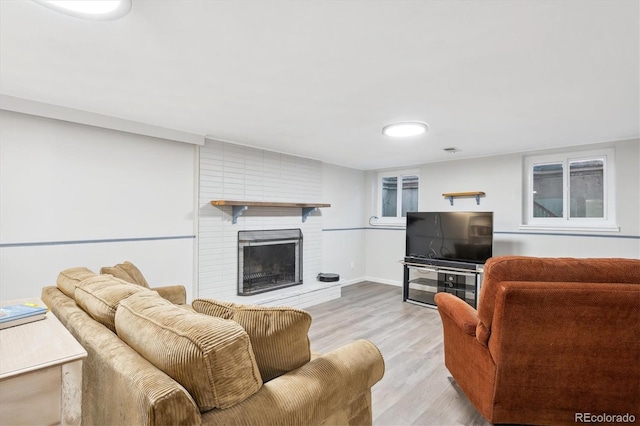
<box><xmin>376</xmin><ymin>169</ymin><xmax>420</xmax><ymax>224</ymax></box>
<box><xmin>522</xmin><ymin>148</ymin><xmax>618</xmax><ymax>231</ymax></box>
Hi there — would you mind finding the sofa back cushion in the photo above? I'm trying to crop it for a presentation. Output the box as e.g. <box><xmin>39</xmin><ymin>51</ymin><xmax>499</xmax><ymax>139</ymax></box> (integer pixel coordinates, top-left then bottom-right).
<box><xmin>75</xmin><ymin>275</ymin><xmax>151</xmax><ymax>332</ymax></box>
<box><xmin>100</xmin><ymin>261</ymin><xmax>150</xmax><ymax>288</ymax></box>
<box><xmin>192</xmin><ymin>299</ymin><xmax>311</xmax><ymax>382</ymax></box>
<box><xmin>116</xmin><ymin>292</ymin><xmax>262</xmax><ymax>411</ymax></box>
<box><xmin>57</xmin><ymin>267</ymin><xmax>97</xmax><ymax>299</ymax></box>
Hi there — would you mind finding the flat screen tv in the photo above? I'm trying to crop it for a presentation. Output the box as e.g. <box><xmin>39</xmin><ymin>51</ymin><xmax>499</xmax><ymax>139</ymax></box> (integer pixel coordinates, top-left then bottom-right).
<box><xmin>406</xmin><ymin>211</ymin><xmax>493</xmax><ymax>264</ymax></box>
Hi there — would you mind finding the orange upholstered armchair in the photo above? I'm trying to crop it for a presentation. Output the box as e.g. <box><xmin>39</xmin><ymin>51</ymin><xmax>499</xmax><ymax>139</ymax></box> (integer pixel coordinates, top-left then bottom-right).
<box><xmin>435</xmin><ymin>256</ymin><xmax>640</xmax><ymax>425</ymax></box>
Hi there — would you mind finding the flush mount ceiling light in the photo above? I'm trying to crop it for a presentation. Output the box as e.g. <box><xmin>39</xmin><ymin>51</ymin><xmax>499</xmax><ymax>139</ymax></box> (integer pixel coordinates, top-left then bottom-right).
<box><xmin>32</xmin><ymin>0</ymin><xmax>132</xmax><ymax>20</ymax></box>
<box><xmin>382</xmin><ymin>121</ymin><xmax>429</xmax><ymax>138</ymax></box>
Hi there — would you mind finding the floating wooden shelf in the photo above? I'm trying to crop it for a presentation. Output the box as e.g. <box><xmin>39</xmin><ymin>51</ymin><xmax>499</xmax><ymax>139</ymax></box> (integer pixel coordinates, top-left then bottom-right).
<box><xmin>442</xmin><ymin>192</ymin><xmax>486</xmax><ymax>205</ymax></box>
<box><xmin>210</xmin><ymin>200</ymin><xmax>331</xmax><ymax>224</ymax></box>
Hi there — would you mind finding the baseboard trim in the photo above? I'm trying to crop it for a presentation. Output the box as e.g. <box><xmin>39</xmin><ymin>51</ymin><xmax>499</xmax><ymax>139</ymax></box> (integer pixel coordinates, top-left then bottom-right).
<box><xmin>338</xmin><ymin>277</ymin><xmax>402</xmax><ymax>287</ymax></box>
<box><xmin>340</xmin><ymin>277</ymin><xmax>367</xmax><ymax>287</ymax></box>
<box><xmin>363</xmin><ymin>277</ymin><xmax>402</xmax><ymax>287</ymax></box>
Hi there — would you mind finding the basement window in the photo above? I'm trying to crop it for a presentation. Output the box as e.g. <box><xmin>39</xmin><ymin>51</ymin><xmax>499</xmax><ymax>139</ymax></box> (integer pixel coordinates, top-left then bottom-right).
<box><xmin>522</xmin><ymin>149</ymin><xmax>618</xmax><ymax>231</ymax></box>
<box><xmin>377</xmin><ymin>170</ymin><xmax>419</xmax><ymax>224</ymax></box>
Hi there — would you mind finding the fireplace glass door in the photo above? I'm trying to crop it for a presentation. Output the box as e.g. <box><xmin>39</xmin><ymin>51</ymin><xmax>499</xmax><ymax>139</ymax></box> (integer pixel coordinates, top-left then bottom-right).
<box><xmin>238</xmin><ymin>229</ymin><xmax>302</xmax><ymax>295</ymax></box>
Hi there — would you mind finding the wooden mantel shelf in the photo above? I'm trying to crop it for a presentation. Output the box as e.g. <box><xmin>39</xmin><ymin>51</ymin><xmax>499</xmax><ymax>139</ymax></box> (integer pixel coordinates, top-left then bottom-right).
<box><xmin>211</xmin><ymin>200</ymin><xmax>331</xmax><ymax>208</ymax></box>
<box><xmin>442</xmin><ymin>192</ymin><xmax>486</xmax><ymax>205</ymax></box>
<box><xmin>210</xmin><ymin>200</ymin><xmax>331</xmax><ymax>224</ymax></box>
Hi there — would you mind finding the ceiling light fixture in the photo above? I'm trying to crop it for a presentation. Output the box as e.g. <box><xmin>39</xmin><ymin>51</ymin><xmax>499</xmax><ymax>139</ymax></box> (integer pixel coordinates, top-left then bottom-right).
<box><xmin>32</xmin><ymin>0</ymin><xmax>132</xmax><ymax>20</ymax></box>
<box><xmin>382</xmin><ymin>121</ymin><xmax>429</xmax><ymax>138</ymax></box>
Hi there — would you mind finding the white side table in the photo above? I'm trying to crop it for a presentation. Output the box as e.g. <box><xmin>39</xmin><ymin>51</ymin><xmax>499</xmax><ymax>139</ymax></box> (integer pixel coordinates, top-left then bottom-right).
<box><xmin>0</xmin><ymin>297</ymin><xmax>87</xmax><ymax>426</ymax></box>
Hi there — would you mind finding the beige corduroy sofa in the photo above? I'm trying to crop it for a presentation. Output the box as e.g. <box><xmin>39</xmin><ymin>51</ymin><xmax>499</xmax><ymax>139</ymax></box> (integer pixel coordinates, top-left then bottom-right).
<box><xmin>41</xmin><ymin>262</ymin><xmax>385</xmax><ymax>426</ymax></box>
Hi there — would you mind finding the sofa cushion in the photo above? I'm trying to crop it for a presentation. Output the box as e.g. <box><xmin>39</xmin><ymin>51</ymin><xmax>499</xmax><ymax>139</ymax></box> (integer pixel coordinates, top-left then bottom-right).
<box><xmin>192</xmin><ymin>299</ymin><xmax>312</xmax><ymax>381</ymax></box>
<box><xmin>100</xmin><ymin>261</ymin><xmax>150</xmax><ymax>288</ymax></box>
<box><xmin>57</xmin><ymin>266</ymin><xmax>96</xmax><ymax>299</ymax></box>
<box><xmin>75</xmin><ymin>275</ymin><xmax>151</xmax><ymax>332</ymax></box>
<box><xmin>116</xmin><ymin>292</ymin><xmax>262</xmax><ymax>411</ymax></box>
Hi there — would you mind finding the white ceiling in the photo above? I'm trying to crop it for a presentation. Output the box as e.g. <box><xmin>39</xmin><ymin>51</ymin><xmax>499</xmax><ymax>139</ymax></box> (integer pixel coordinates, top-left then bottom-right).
<box><xmin>1</xmin><ymin>0</ymin><xmax>638</xmax><ymax>170</ymax></box>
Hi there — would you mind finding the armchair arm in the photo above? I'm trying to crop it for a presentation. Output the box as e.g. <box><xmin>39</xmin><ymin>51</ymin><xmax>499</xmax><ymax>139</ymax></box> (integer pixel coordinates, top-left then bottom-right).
<box><xmin>434</xmin><ymin>292</ymin><xmax>479</xmax><ymax>336</ymax></box>
<box><xmin>151</xmin><ymin>285</ymin><xmax>186</xmax><ymax>305</ymax></box>
<box><xmin>201</xmin><ymin>339</ymin><xmax>385</xmax><ymax>426</ymax></box>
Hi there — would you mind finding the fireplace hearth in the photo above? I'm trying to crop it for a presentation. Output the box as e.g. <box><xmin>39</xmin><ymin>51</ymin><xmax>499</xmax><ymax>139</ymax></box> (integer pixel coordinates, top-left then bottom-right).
<box><xmin>238</xmin><ymin>229</ymin><xmax>303</xmax><ymax>296</ymax></box>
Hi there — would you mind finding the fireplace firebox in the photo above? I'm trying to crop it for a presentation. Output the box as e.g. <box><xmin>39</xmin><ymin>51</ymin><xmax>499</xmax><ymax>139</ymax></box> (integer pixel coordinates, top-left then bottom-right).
<box><xmin>238</xmin><ymin>229</ymin><xmax>303</xmax><ymax>296</ymax></box>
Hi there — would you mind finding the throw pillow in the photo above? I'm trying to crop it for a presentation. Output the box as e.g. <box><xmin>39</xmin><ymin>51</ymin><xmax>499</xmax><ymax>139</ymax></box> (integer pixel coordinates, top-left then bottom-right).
<box><xmin>75</xmin><ymin>274</ymin><xmax>150</xmax><ymax>332</ymax></box>
<box><xmin>100</xmin><ymin>261</ymin><xmax>150</xmax><ymax>288</ymax></box>
<box><xmin>56</xmin><ymin>266</ymin><xmax>97</xmax><ymax>299</ymax></box>
<box><xmin>191</xmin><ymin>299</ymin><xmax>312</xmax><ymax>382</ymax></box>
<box><xmin>116</xmin><ymin>292</ymin><xmax>262</xmax><ymax>411</ymax></box>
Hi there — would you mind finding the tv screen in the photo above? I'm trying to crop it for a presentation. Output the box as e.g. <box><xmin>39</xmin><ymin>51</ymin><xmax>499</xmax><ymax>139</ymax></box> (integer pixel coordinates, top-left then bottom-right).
<box><xmin>406</xmin><ymin>211</ymin><xmax>493</xmax><ymax>264</ymax></box>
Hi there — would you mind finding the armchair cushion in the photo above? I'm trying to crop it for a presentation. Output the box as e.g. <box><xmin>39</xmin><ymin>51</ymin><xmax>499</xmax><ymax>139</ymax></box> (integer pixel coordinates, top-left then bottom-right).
<box><xmin>192</xmin><ymin>298</ymin><xmax>311</xmax><ymax>382</ymax></box>
<box><xmin>116</xmin><ymin>292</ymin><xmax>263</xmax><ymax>411</ymax></box>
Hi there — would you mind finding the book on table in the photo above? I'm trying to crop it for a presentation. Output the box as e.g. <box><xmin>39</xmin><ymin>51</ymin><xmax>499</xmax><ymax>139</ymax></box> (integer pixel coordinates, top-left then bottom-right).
<box><xmin>0</xmin><ymin>303</ymin><xmax>48</xmax><ymax>330</ymax></box>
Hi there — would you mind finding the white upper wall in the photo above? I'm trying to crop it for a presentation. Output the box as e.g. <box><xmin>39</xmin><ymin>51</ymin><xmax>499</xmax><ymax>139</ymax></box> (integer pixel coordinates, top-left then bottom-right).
<box><xmin>321</xmin><ymin>163</ymin><xmax>367</xmax><ymax>283</ymax></box>
<box><xmin>0</xmin><ymin>110</ymin><xmax>196</xmax><ymax>300</ymax></box>
<box><xmin>363</xmin><ymin>139</ymin><xmax>640</xmax><ymax>285</ymax></box>
<box><xmin>1</xmin><ymin>106</ymin><xmax>637</xmax><ymax>300</ymax></box>
<box><xmin>322</xmin><ymin>163</ymin><xmax>367</xmax><ymax>229</ymax></box>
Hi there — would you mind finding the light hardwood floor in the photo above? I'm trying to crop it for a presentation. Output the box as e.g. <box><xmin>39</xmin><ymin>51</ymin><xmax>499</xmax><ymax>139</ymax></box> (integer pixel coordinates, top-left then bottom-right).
<box><xmin>306</xmin><ymin>281</ymin><xmax>491</xmax><ymax>426</ymax></box>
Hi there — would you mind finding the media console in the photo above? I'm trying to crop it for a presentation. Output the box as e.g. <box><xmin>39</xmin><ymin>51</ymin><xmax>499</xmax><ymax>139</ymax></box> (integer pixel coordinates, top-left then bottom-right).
<box><xmin>403</xmin><ymin>211</ymin><xmax>492</xmax><ymax>308</ymax></box>
<box><xmin>402</xmin><ymin>256</ymin><xmax>484</xmax><ymax>308</ymax></box>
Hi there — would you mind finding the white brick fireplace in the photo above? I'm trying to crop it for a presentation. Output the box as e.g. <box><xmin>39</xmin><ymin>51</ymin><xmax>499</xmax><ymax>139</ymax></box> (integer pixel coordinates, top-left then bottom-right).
<box><xmin>197</xmin><ymin>139</ymin><xmax>340</xmax><ymax>308</ymax></box>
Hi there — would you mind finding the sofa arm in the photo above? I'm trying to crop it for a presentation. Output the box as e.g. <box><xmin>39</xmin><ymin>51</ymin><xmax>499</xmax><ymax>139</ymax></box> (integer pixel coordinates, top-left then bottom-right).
<box><xmin>434</xmin><ymin>292</ymin><xmax>479</xmax><ymax>337</ymax></box>
<box><xmin>41</xmin><ymin>286</ymin><xmax>201</xmax><ymax>426</ymax></box>
<box><xmin>201</xmin><ymin>339</ymin><xmax>384</xmax><ymax>425</ymax></box>
<box><xmin>151</xmin><ymin>285</ymin><xmax>186</xmax><ymax>305</ymax></box>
